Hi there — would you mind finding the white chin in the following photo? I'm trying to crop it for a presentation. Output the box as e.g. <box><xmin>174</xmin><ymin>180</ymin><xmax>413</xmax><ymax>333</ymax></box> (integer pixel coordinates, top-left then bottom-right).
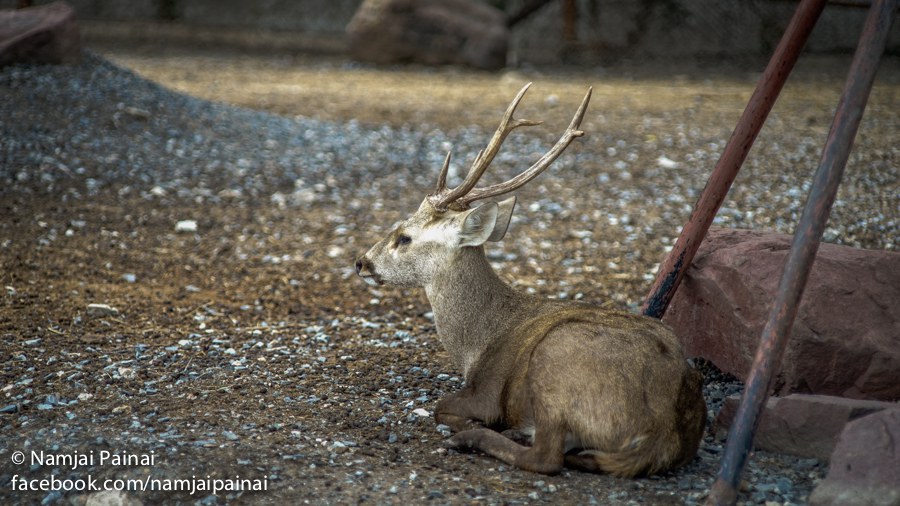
<box><xmin>363</xmin><ymin>276</ymin><xmax>379</xmax><ymax>287</ymax></box>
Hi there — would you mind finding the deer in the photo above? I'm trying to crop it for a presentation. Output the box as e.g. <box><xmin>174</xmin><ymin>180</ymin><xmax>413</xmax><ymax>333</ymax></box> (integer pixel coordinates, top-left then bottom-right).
<box><xmin>355</xmin><ymin>83</ymin><xmax>707</xmax><ymax>477</ymax></box>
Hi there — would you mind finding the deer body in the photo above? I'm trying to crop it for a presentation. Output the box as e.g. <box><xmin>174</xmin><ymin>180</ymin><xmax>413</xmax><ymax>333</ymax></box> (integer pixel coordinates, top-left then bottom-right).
<box><xmin>356</xmin><ymin>84</ymin><xmax>706</xmax><ymax>477</ymax></box>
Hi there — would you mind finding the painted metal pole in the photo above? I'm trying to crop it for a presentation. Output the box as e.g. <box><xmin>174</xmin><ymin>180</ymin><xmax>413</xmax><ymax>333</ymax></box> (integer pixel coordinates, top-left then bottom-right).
<box><xmin>641</xmin><ymin>0</ymin><xmax>826</xmax><ymax>319</ymax></box>
<box><xmin>707</xmin><ymin>1</ymin><xmax>898</xmax><ymax>504</ymax></box>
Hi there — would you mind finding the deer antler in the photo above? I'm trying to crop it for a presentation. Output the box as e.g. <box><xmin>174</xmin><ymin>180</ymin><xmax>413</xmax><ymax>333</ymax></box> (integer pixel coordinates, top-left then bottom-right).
<box><xmin>428</xmin><ymin>83</ymin><xmax>592</xmax><ymax>211</ymax></box>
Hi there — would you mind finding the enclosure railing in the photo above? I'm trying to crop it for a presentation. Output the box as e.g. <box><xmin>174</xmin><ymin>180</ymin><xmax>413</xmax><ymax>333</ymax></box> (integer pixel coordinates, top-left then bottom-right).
<box><xmin>637</xmin><ymin>0</ymin><xmax>898</xmax><ymax>503</ymax></box>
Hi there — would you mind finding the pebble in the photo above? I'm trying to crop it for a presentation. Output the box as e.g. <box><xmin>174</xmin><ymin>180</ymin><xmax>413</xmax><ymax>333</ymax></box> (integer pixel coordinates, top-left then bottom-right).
<box><xmin>2</xmin><ymin>51</ymin><xmax>885</xmax><ymax>506</ymax></box>
<box><xmin>86</xmin><ymin>303</ymin><xmax>119</xmax><ymax>317</ymax></box>
<box><xmin>174</xmin><ymin>220</ymin><xmax>198</xmax><ymax>233</ymax></box>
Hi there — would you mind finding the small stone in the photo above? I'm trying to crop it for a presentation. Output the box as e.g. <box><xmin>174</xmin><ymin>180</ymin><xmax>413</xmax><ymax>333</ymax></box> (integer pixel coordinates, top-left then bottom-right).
<box><xmin>86</xmin><ymin>303</ymin><xmax>119</xmax><ymax>318</ymax></box>
<box><xmin>174</xmin><ymin>220</ymin><xmax>198</xmax><ymax>233</ymax></box>
<box><xmin>775</xmin><ymin>477</ymin><xmax>793</xmax><ymax>495</ymax></box>
<box><xmin>112</xmin><ymin>404</ymin><xmax>132</xmax><ymax>415</ymax></box>
<box><xmin>752</xmin><ymin>490</ymin><xmax>768</xmax><ymax>503</ymax></box>
<box><xmin>657</xmin><ymin>155</ymin><xmax>679</xmax><ymax>168</ymax></box>
<box><xmin>0</xmin><ymin>404</ymin><xmax>18</xmax><ymax>414</ymax></box>
<box><xmin>41</xmin><ymin>490</ymin><xmax>63</xmax><ymax>505</ymax></box>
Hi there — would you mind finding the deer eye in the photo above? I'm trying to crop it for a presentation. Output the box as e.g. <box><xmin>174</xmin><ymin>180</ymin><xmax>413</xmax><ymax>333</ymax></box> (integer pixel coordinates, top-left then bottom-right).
<box><xmin>396</xmin><ymin>234</ymin><xmax>412</xmax><ymax>247</ymax></box>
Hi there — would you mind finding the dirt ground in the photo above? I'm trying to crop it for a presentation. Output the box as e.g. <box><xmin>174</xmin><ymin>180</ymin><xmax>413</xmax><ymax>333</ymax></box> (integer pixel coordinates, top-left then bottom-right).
<box><xmin>1</xmin><ymin>40</ymin><xmax>898</xmax><ymax>505</ymax></box>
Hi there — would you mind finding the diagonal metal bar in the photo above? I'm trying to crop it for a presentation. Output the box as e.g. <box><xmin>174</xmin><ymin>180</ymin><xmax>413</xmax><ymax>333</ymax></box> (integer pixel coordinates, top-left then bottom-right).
<box><xmin>707</xmin><ymin>0</ymin><xmax>898</xmax><ymax>504</ymax></box>
<box><xmin>641</xmin><ymin>0</ymin><xmax>827</xmax><ymax>319</ymax></box>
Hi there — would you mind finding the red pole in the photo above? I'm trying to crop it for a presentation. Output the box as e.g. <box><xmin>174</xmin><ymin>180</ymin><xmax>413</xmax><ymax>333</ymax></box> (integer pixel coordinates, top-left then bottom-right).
<box><xmin>707</xmin><ymin>0</ymin><xmax>898</xmax><ymax>503</ymax></box>
<box><xmin>641</xmin><ymin>0</ymin><xmax>826</xmax><ymax>319</ymax></box>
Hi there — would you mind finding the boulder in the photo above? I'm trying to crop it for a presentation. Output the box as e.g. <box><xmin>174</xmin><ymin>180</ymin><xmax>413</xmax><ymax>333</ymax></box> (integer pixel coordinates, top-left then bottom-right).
<box><xmin>664</xmin><ymin>227</ymin><xmax>900</xmax><ymax>401</ymax></box>
<box><xmin>346</xmin><ymin>0</ymin><xmax>509</xmax><ymax>70</ymax></box>
<box><xmin>809</xmin><ymin>408</ymin><xmax>900</xmax><ymax>506</ymax></box>
<box><xmin>0</xmin><ymin>1</ymin><xmax>80</xmax><ymax>67</ymax></box>
<box><xmin>714</xmin><ymin>393</ymin><xmax>899</xmax><ymax>460</ymax></box>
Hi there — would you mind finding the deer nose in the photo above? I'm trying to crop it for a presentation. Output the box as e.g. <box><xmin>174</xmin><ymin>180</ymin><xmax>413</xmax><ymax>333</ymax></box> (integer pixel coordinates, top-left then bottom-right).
<box><xmin>355</xmin><ymin>258</ymin><xmax>369</xmax><ymax>276</ymax></box>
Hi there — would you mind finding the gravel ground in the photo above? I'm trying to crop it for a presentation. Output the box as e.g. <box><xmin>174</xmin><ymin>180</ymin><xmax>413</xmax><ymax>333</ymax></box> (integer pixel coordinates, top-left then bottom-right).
<box><xmin>1</xmin><ymin>48</ymin><xmax>897</xmax><ymax>505</ymax></box>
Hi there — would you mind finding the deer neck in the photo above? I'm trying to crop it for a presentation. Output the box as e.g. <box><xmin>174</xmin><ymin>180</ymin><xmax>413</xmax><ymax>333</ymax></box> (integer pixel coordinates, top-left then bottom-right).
<box><xmin>424</xmin><ymin>247</ymin><xmax>533</xmax><ymax>378</ymax></box>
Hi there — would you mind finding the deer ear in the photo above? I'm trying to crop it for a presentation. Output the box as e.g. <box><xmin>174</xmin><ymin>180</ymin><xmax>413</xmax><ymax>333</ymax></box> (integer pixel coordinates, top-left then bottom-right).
<box><xmin>458</xmin><ymin>202</ymin><xmax>499</xmax><ymax>247</ymax></box>
<box><xmin>487</xmin><ymin>196</ymin><xmax>516</xmax><ymax>242</ymax></box>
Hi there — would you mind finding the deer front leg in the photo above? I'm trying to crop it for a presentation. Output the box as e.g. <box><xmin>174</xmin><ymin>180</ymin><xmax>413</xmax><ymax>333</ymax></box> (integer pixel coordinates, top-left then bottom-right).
<box><xmin>447</xmin><ymin>422</ymin><xmax>567</xmax><ymax>475</ymax></box>
<box><xmin>434</xmin><ymin>385</ymin><xmax>501</xmax><ymax>433</ymax></box>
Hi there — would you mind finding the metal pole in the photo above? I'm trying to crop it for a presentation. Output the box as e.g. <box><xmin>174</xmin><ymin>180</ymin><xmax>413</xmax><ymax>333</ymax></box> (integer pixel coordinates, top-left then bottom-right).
<box><xmin>641</xmin><ymin>0</ymin><xmax>826</xmax><ymax>319</ymax></box>
<box><xmin>707</xmin><ymin>1</ymin><xmax>898</xmax><ymax>504</ymax></box>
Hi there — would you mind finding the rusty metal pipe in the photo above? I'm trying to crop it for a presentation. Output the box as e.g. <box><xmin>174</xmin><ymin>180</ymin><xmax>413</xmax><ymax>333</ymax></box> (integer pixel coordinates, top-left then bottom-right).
<box><xmin>707</xmin><ymin>0</ymin><xmax>898</xmax><ymax>504</ymax></box>
<box><xmin>641</xmin><ymin>0</ymin><xmax>826</xmax><ymax>319</ymax></box>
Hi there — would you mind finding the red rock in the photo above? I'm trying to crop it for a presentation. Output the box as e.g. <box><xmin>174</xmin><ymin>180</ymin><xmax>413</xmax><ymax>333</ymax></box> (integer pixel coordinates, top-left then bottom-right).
<box><xmin>346</xmin><ymin>0</ymin><xmax>508</xmax><ymax>70</ymax></box>
<box><xmin>714</xmin><ymin>393</ymin><xmax>898</xmax><ymax>460</ymax></box>
<box><xmin>664</xmin><ymin>227</ymin><xmax>900</xmax><ymax>401</ymax></box>
<box><xmin>809</xmin><ymin>408</ymin><xmax>900</xmax><ymax>506</ymax></box>
<box><xmin>0</xmin><ymin>1</ymin><xmax>80</xmax><ymax>67</ymax></box>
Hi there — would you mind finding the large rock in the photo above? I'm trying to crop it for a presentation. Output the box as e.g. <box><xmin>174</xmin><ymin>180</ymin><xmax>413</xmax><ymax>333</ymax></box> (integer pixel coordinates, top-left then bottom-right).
<box><xmin>714</xmin><ymin>393</ymin><xmax>898</xmax><ymax>460</ymax></box>
<box><xmin>346</xmin><ymin>0</ymin><xmax>509</xmax><ymax>70</ymax></box>
<box><xmin>664</xmin><ymin>227</ymin><xmax>900</xmax><ymax>401</ymax></box>
<box><xmin>0</xmin><ymin>1</ymin><xmax>80</xmax><ymax>67</ymax></box>
<box><xmin>809</xmin><ymin>408</ymin><xmax>900</xmax><ymax>506</ymax></box>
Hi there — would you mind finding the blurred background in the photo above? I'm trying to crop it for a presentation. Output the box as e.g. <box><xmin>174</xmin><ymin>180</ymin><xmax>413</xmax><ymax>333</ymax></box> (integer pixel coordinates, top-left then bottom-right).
<box><xmin>6</xmin><ymin>0</ymin><xmax>899</xmax><ymax>65</ymax></box>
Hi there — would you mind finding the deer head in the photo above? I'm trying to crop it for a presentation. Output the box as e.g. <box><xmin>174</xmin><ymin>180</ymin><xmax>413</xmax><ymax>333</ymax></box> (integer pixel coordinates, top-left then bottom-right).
<box><xmin>356</xmin><ymin>83</ymin><xmax>592</xmax><ymax>288</ymax></box>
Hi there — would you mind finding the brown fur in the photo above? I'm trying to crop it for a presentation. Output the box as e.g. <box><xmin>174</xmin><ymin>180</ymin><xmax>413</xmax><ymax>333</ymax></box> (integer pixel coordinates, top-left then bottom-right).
<box><xmin>360</xmin><ymin>233</ymin><xmax>707</xmax><ymax>477</ymax></box>
<box><xmin>356</xmin><ymin>86</ymin><xmax>705</xmax><ymax>476</ymax></box>
<box><xmin>440</xmin><ymin>300</ymin><xmax>706</xmax><ymax>477</ymax></box>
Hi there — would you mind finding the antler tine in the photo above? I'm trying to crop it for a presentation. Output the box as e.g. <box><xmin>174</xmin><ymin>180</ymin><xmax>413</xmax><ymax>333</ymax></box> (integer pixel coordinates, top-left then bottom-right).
<box><xmin>461</xmin><ymin>83</ymin><xmax>542</xmax><ymax>186</ymax></box>
<box><xmin>430</xmin><ymin>83</ymin><xmax>541</xmax><ymax>210</ymax></box>
<box><xmin>458</xmin><ymin>86</ymin><xmax>593</xmax><ymax>207</ymax></box>
<box><xmin>434</xmin><ymin>150</ymin><xmax>452</xmax><ymax>194</ymax></box>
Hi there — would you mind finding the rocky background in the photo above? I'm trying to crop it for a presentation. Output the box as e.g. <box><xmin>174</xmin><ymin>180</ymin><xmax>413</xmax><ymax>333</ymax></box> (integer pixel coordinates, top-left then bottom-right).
<box><xmin>1</xmin><ymin>1</ymin><xmax>899</xmax><ymax>505</ymax></box>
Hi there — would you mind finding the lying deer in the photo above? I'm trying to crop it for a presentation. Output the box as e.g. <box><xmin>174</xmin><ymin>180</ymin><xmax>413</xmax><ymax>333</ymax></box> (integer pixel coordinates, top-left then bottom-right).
<box><xmin>356</xmin><ymin>84</ymin><xmax>706</xmax><ymax>477</ymax></box>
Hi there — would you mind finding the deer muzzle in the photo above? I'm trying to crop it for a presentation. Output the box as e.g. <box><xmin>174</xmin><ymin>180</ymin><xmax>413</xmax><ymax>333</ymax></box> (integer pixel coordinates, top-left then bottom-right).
<box><xmin>355</xmin><ymin>257</ymin><xmax>382</xmax><ymax>286</ymax></box>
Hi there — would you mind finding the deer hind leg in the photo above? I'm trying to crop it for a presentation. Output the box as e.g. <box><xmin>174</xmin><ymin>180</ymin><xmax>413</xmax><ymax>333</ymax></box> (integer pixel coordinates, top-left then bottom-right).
<box><xmin>446</xmin><ymin>421</ymin><xmax>567</xmax><ymax>475</ymax></box>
